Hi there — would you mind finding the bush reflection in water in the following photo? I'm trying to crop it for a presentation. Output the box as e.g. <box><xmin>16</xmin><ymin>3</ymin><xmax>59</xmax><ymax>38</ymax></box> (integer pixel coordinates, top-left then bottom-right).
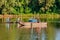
<box><xmin>0</xmin><ymin>19</ymin><xmax>60</xmax><ymax>40</ymax></box>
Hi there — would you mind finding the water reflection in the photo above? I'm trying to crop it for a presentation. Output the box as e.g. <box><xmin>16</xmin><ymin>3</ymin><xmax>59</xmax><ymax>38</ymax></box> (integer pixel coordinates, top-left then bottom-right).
<box><xmin>0</xmin><ymin>19</ymin><xmax>60</xmax><ymax>40</ymax></box>
<box><xmin>41</xmin><ymin>29</ymin><xmax>46</xmax><ymax>40</ymax></box>
<box><xmin>56</xmin><ymin>29</ymin><xmax>60</xmax><ymax>40</ymax></box>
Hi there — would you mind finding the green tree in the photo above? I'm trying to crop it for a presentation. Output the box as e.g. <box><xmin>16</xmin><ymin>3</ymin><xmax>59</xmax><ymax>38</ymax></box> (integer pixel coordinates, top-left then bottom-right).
<box><xmin>28</xmin><ymin>0</ymin><xmax>40</xmax><ymax>14</ymax></box>
<box><xmin>0</xmin><ymin>0</ymin><xmax>60</xmax><ymax>14</ymax></box>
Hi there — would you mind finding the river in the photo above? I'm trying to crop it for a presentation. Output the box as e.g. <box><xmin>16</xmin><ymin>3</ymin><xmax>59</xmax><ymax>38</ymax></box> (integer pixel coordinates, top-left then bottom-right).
<box><xmin>0</xmin><ymin>19</ymin><xmax>60</xmax><ymax>40</ymax></box>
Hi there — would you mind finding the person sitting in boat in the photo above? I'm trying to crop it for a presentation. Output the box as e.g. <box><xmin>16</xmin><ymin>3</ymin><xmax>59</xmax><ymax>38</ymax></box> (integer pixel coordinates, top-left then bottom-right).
<box><xmin>29</xmin><ymin>17</ymin><xmax>37</xmax><ymax>23</ymax></box>
<box><xmin>6</xmin><ymin>17</ymin><xmax>10</xmax><ymax>23</ymax></box>
<box><xmin>35</xmin><ymin>17</ymin><xmax>40</xmax><ymax>23</ymax></box>
<box><xmin>29</xmin><ymin>17</ymin><xmax>40</xmax><ymax>23</ymax></box>
<box><xmin>29</xmin><ymin>17</ymin><xmax>40</xmax><ymax>38</ymax></box>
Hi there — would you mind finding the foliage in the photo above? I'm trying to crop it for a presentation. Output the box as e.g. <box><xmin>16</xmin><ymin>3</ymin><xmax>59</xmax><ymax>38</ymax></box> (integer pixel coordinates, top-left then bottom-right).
<box><xmin>0</xmin><ymin>0</ymin><xmax>60</xmax><ymax>14</ymax></box>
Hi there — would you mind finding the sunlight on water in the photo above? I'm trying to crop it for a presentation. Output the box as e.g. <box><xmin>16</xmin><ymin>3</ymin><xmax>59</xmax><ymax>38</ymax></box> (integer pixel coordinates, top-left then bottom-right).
<box><xmin>56</xmin><ymin>29</ymin><xmax>60</xmax><ymax>40</ymax></box>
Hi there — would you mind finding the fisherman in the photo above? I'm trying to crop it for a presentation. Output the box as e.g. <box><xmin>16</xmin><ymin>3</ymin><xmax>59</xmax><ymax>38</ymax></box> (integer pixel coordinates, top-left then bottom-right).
<box><xmin>29</xmin><ymin>17</ymin><xmax>37</xmax><ymax>23</ymax></box>
<box><xmin>29</xmin><ymin>17</ymin><xmax>40</xmax><ymax>40</ymax></box>
<box><xmin>29</xmin><ymin>16</ymin><xmax>40</xmax><ymax>23</ymax></box>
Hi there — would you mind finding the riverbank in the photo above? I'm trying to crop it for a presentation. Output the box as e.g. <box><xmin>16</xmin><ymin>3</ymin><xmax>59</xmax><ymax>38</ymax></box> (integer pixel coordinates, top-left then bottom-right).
<box><xmin>0</xmin><ymin>14</ymin><xmax>60</xmax><ymax>19</ymax></box>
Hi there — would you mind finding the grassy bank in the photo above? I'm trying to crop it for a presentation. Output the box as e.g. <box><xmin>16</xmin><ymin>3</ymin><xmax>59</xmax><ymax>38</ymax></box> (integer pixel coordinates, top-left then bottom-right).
<box><xmin>0</xmin><ymin>14</ymin><xmax>60</xmax><ymax>22</ymax></box>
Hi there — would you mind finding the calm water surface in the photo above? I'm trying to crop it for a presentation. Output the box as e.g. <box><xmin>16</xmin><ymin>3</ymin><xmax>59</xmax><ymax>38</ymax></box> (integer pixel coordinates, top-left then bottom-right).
<box><xmin>0</xmin><ymin>22</ymin><xmax>60</xmax><ymax>40</ymax></box>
